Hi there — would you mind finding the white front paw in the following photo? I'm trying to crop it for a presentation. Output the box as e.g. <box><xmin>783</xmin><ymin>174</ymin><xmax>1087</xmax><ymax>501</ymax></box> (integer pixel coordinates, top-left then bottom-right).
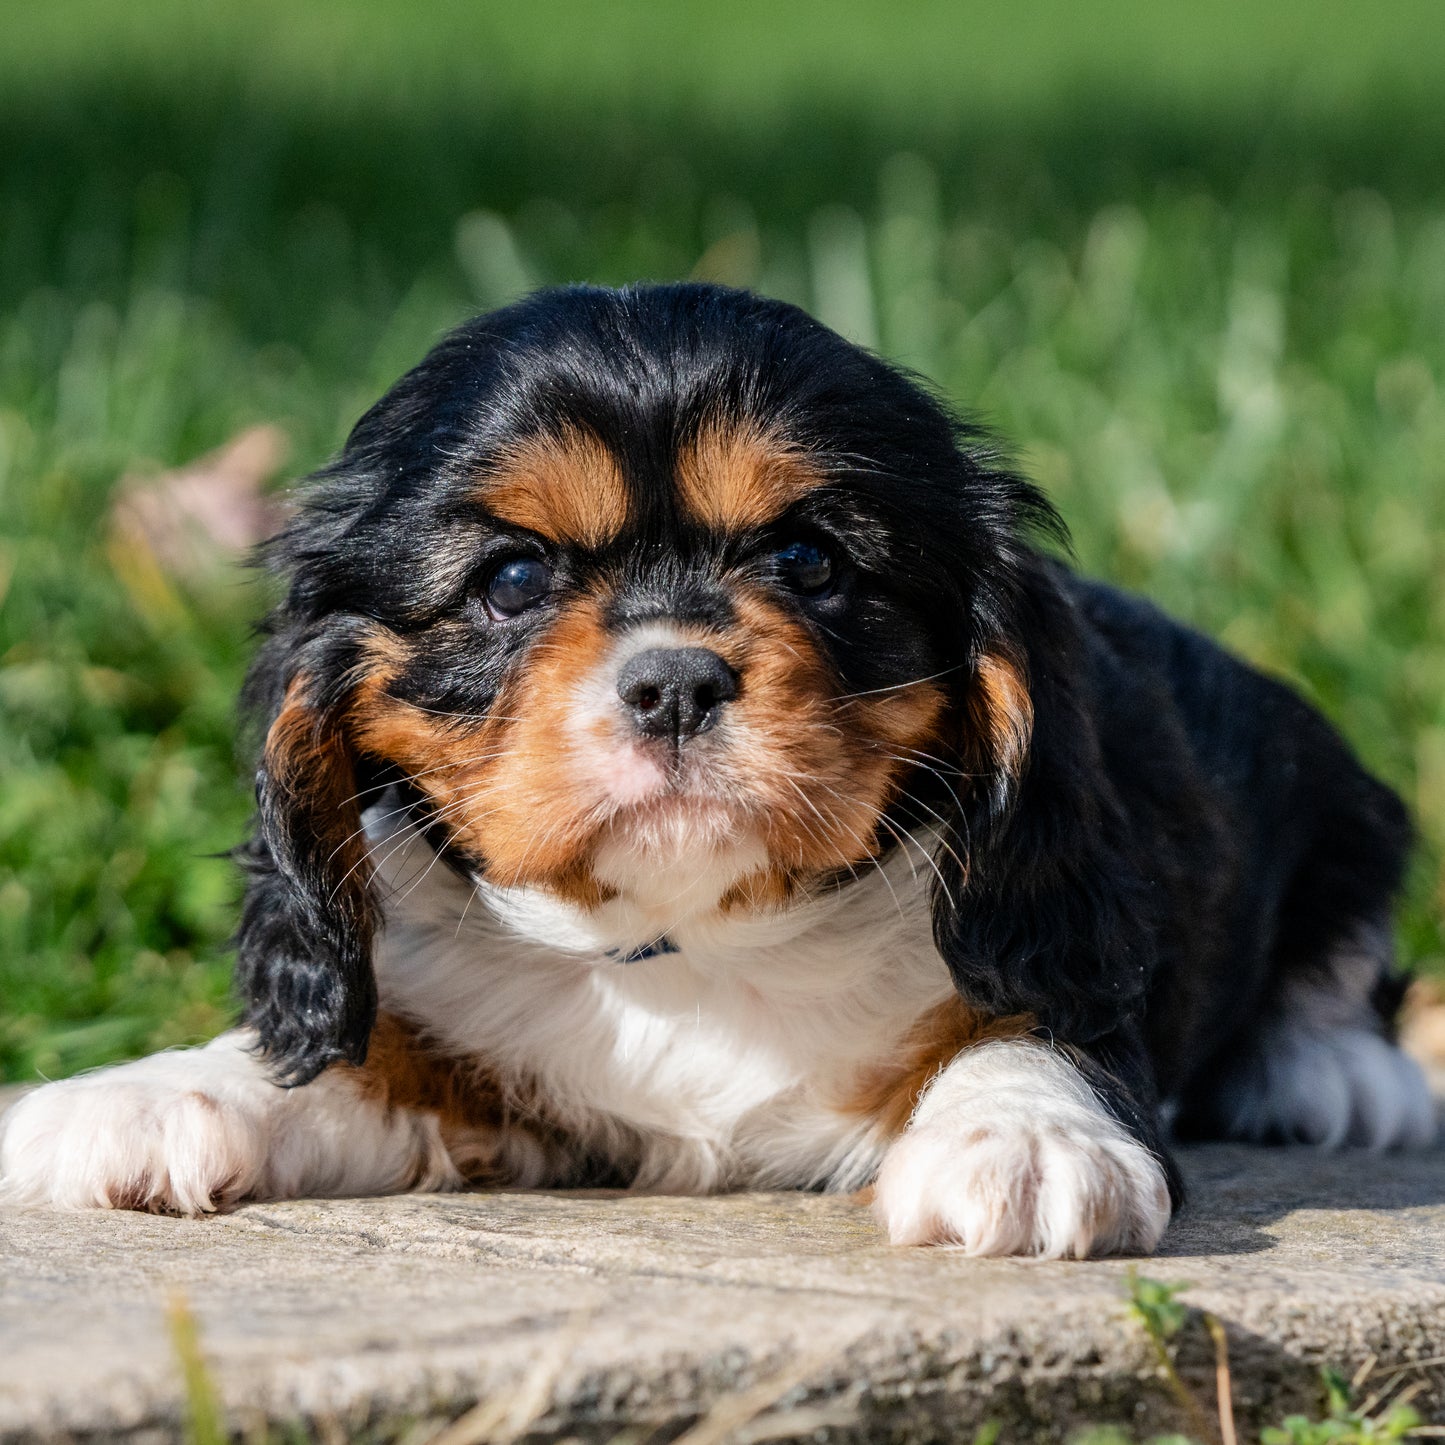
<box><xmin>870</xmin><ymin>1041</ymin><xmax>1172</xmax><ymax>1258</ymax></box>
<box><xmin>874</xmin><ymin>1115</ymin><xmax>1170</xmax><ymax>1257</ymax></box>
<box><xmin>0</xmin><ymin>1056</ymin><xmax>269</xmax><ymax>1214</ymax></box>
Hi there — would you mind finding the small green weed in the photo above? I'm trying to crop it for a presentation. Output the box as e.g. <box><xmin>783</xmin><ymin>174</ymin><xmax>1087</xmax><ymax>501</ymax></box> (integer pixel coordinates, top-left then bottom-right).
<box><xmin>166</xmin><ymin>1295</ymin><xmax>226</xmax><ymax>1445</ymax></box>
<box><xmin>1260</xmin><ymin>1366</ymin><xmax>1423</xmax><ymax>1445</ymax></box>
<box><xmin>1096</xmin><ymin>1273</ymin><xmax>1439</xmax><ymax>1445</ymax></box>
<box><xmin>1126</xmin><ymin>1272</ymin><xmax>1232</xmax><ymax>1445</ymax></box>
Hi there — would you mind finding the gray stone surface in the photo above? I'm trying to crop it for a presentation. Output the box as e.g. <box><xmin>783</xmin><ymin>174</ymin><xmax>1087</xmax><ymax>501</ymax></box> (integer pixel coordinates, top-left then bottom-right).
<box><xmin>4</xmin><ymin>1095</ymin><xmax>1445</xmax><ymax>1442</ymax></box>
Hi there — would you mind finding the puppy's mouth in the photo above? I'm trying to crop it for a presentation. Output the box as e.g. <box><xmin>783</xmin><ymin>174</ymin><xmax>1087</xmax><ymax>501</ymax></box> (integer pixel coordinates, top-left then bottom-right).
<box><xmin>589</xmin><ymin>733</ymin><xmax>707</xmax><ymax>801</ymax></box>
<box><xmin>555</xmin><ymin>628</ymin><xmax>898</xmax><ymax>911</ymax></box>
<box><xmin>589</xmin><ymin>780</ymin><xmax>769</xmax><ymax>917</ymax></box>
<box><xmin>591</xmin><ymin>737</ymin><xmax>760</xmax><ymax>845</ymax></box>
<box><xmin>604</xmin><ymin>784</ymin><xmax>752</xmax><ymax>846</ymax></box>
<box><xmin>574</xmin><ymin>703</ymin><xmax>773</xmax><ymax>912</ymax></box>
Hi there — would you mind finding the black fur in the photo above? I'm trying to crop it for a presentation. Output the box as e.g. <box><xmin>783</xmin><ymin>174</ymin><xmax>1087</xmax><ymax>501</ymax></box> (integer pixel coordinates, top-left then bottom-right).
<box><xmin>236</xmin><ymin>627</ymin><xmax>384</xmax><ymax>1083</ymax></box>
<box><xmin>237</xmin><ymin>282</ymin><xmax>1414</xmax><ymax>1203</ymax></box>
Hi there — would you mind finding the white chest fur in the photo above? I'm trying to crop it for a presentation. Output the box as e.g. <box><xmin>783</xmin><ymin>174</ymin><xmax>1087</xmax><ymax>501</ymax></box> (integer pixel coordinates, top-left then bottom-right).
<box><xmin>367</xmin><ymin>814</ymin><xmax>955</xmax><ymax>1192</ymax></box>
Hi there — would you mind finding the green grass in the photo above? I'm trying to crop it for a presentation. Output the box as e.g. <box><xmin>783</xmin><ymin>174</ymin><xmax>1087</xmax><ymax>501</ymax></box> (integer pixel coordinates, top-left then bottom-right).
<box><xmin>2</xmin><ymin>2</ymin><xmax>1444</xmax><ymax>1080</ymax></box>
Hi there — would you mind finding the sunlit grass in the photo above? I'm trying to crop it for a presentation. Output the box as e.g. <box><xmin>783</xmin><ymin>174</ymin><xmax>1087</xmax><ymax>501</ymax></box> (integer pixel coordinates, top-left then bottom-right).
<box><xmin>2</xmin><ymin>5</ymin><xmax>1442</xmax><ymax>1079</ymax></box>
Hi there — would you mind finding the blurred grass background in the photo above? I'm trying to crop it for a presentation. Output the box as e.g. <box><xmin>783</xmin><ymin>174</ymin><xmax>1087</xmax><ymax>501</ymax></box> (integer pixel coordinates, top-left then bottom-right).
<box><xmin>3</xmin><ymin>0</ymin><xmax>1444</xmax><ymax>1081</ymax></box>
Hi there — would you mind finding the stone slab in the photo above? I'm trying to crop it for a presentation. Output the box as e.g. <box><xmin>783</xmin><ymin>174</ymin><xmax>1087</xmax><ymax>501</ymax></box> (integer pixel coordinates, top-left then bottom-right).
<box><xmin>4</xmin><ymin>1115</ymin><xmax>1445</xmax><ymax>1444</ymax></box>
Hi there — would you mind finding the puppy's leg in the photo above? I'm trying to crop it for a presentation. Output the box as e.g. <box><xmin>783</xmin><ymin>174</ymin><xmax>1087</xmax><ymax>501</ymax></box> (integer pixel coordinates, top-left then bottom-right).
<box><xmin>873</xmin><ymin>1037</ymin><xmax>1173</xmax><ymax>1257</ymax></box>
<box><xmin>1176</xmin><ymin>737</ymin><xmax>1435</xmax><ymax>1152</ymax></box>
<box><xmin>0</xmin><ymin>1030</ymin><xmax>458</xmax><ymax>1213</ymax></box>
<box><xmin>0</xmin><ymin>1017</ymin><xmax>529</xmax><ymax>1213</ymax></box>
<box><xmin>1185</xmin><ymin>923</ymin><xmax>1436</xmax><ymax>1150</ymax></box>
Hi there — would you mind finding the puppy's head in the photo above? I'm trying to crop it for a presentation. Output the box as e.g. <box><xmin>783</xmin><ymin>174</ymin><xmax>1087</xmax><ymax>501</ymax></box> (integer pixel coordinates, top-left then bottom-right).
<box><xmin>240</xmin><ymin>284</ymin><xmax>1060</xmax><ymax>1081</ymax></box>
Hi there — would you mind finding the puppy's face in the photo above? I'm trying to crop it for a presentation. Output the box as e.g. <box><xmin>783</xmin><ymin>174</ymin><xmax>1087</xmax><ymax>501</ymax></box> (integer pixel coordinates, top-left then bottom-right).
<box><xmin>262</xmin><ymin>285</ymin><xmax>1044</xmax><ymax>934</ymax></box>
<box><xmin>347</xmin><ymin>420</ymin><xmax>955</xmax><ymax>915</ymax></box>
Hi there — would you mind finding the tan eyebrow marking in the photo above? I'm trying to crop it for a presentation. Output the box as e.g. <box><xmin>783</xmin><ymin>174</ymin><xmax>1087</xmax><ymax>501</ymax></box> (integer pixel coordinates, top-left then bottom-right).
<box><xmin>476</xmin><ymin>427</ymin><xmax>630</xmax><ymax>547</ymax></box>
<box><xmin>675</xmin><ymin>420</ymin><xmax>828</xmax><ymax>531</ymax></box>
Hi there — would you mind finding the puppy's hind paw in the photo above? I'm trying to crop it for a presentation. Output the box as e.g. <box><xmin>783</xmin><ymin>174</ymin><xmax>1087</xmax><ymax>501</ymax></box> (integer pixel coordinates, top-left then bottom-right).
<box><xmin>1215</xmin><ymin>1025</ymin><xmax>1437</xmax><ymax>1150</ymax></box>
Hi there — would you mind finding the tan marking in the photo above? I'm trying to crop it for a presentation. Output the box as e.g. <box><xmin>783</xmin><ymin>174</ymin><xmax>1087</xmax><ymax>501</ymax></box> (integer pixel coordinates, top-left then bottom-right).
<box><xmin>349</xmin><ymin>1012</ymin><xmax>506</xmax><ymax>1130</ymax></box>
<box><xmin>675</xmin><ymin>420</ymin><xmax>828</xmax><ymax>531</ymax></box>
<box><xmin>356</xmin><ymin>626</ymin><xmax>412</xmax><ymax>681</ymax></box>
<box><xmin>345</xmin><ymin>1013</ymin><xmax>565</xmax><ymax>1186</ymax></box>
<box><xmin>477</xmin><ymin>428</ymin><xmax>629</xmax><ymax>547</ymax></box>
<box><xmin>843</xmin><ymin>997</ymin><xmax>1037</xmax><ymax>1137</ymax></box>
<box><xmin>349</xmin><ymin>644</ymin><xmax>484</xmax><ymax>790</ymax></box>
<box><xmin>726</xmin><ymin>588</ymin><xmax>947</xmax><ymax>877</ymax></box>
<box><xmin>349</xmin><ymin>599</ymin><xmax>619</xmax><ymax>899</ymax></box>
<box><xmin>966</xmin><ymin>649</ymin><xmax>1033</xmax><ymax>782</ymax></box>
<box><xmin>264</xmin><ymin>676</ymin><xmax>373</xmax><ymax>929</ymax></box>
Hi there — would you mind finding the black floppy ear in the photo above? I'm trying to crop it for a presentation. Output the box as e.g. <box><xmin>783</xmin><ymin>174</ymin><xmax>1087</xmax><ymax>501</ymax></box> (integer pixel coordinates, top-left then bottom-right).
<box><xmin>234</xmin><ymin>632</ymin><xmax>379</xmax><ymax>1085</ymax></box>
<box><xmin>933</xmin><ymin>565</ymin><xmax>1157</xmax><ymax>1043</ymax></box>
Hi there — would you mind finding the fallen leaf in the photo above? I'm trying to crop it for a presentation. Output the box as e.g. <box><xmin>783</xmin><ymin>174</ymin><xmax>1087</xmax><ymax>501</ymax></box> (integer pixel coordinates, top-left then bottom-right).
<box><xmin>110</xmin><ymin>424</ymin><xmax>291</xmax><ymax>583</ymax></box>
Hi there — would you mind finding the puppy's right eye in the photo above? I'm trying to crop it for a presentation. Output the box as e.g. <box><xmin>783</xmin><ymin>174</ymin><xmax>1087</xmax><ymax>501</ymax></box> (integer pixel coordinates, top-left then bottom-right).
<box><xmin>485</xmin><ymin>557</ymin><xmax>554</xmax><ymax>619</ymax></box>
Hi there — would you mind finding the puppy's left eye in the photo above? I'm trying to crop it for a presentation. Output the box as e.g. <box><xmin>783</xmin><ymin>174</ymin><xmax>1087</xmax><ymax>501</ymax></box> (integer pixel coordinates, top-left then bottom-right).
<box><xmin>773</xmin><ymin>539</ymin><xmax>835</xmax><ymax>597</ymax></box>
<box><xmin>485</xmin><ymin>557</ymin><xmax>554</xmax><ymax>618</ymax></box>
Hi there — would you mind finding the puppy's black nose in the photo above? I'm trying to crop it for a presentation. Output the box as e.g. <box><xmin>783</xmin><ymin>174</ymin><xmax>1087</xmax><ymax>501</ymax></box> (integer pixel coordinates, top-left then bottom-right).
<box><xmin>617</xmin><ymin>647</ymin><xmax>738</xmax><ymax>742</ymax></box>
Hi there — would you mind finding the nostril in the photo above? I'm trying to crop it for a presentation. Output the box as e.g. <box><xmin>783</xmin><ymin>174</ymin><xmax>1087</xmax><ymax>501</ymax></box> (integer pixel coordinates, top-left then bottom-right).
<box><xmin>617</xmin><ymin>646</ymin><xmax>739</xmax><ymax>742</ymax></box>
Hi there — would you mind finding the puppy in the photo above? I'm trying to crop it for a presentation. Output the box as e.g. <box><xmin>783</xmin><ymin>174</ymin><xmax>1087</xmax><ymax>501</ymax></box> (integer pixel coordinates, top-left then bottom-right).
<box><xmin>2</xmin><ymin>283</ymin><xmax>1434</xmax><ymax>1256</ymax></box>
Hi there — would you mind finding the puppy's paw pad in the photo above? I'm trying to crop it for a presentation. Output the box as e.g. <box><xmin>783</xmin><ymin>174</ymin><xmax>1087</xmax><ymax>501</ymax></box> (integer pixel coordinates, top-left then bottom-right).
<box><xmin>0</xmin><ymin>1072</ymin><xmax>264</xmax><ymax>1214</ymax></box>
<box><xmin>873</xmin><ymin>1118</ymin><xmax>1170</xmax><ymax>1258</ymax></box>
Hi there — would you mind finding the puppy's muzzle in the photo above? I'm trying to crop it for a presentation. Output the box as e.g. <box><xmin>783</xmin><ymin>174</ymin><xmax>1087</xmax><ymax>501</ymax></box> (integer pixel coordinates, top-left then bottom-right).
<box><xmin>617</xmin><ymin>647</ymin><xmax>738</xmax><ymax>743</ymax></box>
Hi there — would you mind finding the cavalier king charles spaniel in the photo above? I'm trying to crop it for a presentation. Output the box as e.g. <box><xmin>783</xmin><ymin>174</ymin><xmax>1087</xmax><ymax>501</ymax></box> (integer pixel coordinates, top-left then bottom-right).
<box><xmin>1</xmin><ymin>283</ymin><xmax>1434</xmax><ymax>1256</ymax></box>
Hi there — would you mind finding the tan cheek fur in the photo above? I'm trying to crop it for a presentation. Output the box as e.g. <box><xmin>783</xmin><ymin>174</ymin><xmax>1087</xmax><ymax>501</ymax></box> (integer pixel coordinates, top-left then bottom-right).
<box><xmin>720</xmin><ymin>589</ymin><xmax>947</xmax><ymax>890</ymax></box>
<box><xmin>349</xmin><ymin>605</ymin><xmax>620</xmax><ymax>905</ymax></box>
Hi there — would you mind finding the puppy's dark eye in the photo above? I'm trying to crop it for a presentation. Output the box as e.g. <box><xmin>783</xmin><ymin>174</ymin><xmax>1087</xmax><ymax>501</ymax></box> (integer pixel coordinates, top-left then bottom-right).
<box><xmin>485</xmin><ymin>557</ymin><xmax>554</xmax><ymax>618</ymax></box>
<box><xmin>773</xmin><ymin>540</ymin><xmax>835</xmax><ymax>597</ymax></box>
